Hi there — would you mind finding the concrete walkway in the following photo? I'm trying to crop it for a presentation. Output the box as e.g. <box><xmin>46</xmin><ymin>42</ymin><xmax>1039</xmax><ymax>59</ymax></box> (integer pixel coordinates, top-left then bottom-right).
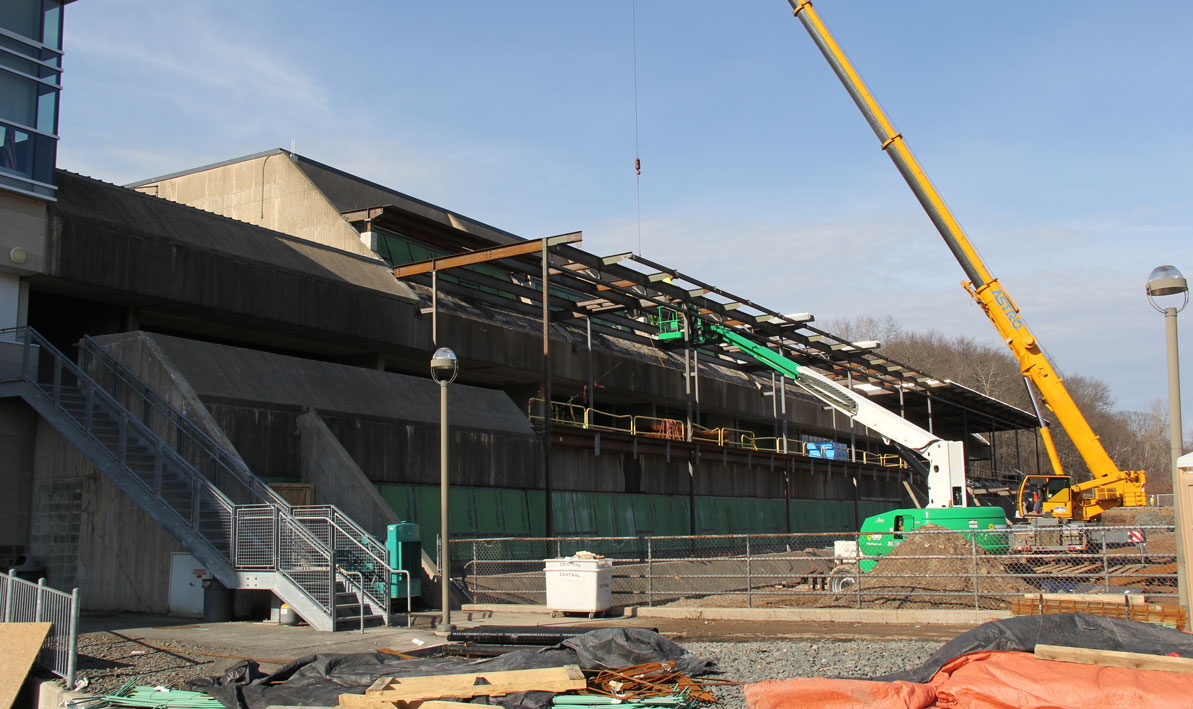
<box><xmin>78</xmin><ymin>603</ymin><xmax>1001</xmax><ymax>669</ymax></box>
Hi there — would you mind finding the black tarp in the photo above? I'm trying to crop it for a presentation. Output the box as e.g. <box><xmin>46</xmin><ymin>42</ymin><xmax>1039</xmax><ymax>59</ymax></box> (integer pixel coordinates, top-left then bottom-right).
<box><xmin>870</xmin><ymin>613</ymin><xmax>1193</xmax><ymax>684</ymax></box>
<box><xmin>188</xmin><ymin>628</ymin><xmax>712</xmax><ymax>709</ymax></box>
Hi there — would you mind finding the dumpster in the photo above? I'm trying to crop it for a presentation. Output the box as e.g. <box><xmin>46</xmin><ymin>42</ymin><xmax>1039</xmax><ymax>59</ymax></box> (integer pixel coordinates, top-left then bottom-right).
<box><xmin>544</xmin><ymin>555</ymin><xmax>612</xmax><ymax>617</ymax></box>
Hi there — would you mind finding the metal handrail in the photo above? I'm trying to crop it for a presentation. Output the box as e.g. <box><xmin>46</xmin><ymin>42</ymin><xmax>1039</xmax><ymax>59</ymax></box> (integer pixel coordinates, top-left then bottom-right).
<box><xmin>292</xmin><ymin>505</ymin><xmax>388</xmax><ymax>562</ymax></box>
<box><xmin>527</xmin><ymin>396</ymin><xmax>907</xmax><ymax>468</ymax></box>
<box><xmin>73</xmin><ymin>335</ymin><xmax>362</xmax><ymax>619</ymax></box>
<box><xmin>5</xmin><ymin>327</ymin><xmax>408</xmax><ymax>629</ymax></box>
<box><xmin>14</xmin><ymin>328</ymin><xmax>239</xmax><ymax>519</ymax></box>
<box><xmin>292</xmin><ymin>512</ymin><xmax>412</xmax><ymax>626</ymax></box>
<box><xmin>78</xmin><ymin>336</ymin><xmax>291</xmax><ymax>510</ymax></box>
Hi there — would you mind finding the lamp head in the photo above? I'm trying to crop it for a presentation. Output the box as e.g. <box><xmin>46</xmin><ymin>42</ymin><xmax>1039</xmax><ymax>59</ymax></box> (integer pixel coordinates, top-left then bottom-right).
<box><xmin>1147</xmin><ymin>265</ymin><xmax>1188</xmax><ymax>313</ymax></box>
<box><xmin>430</xmin><ymin>347</ymin><xmax>458</xmax><ymax>383</ymax></box>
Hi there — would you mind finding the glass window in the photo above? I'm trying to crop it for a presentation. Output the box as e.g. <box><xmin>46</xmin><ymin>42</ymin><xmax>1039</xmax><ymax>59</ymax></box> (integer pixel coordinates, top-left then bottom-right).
<box><xmin>0</xmin><ymin>47</ymin><xmax>40</xmax><ymax>76</ymax></box>
<box><xmin>0</xmin><ymin>124</ymin><xmax>34</xmax><ymax>176</ymax></box>
<box><xmin>37</xmin><ymin>84</ymin><xmax>56</xmax><ymax>133</ymax></box>
<box><xmin>0</xmin><ymin>0</ymin><xmax>40</xmax><ymax>40</ymax></box>
<box><xmin>42</xmin><ymin>2</ymin><xmax>61</xmax><ymax>50</ymax></box>
<box><xmin>0</xmin><ymin>69</ymin><xmax>37</xmax><ymax>128</ymax></box>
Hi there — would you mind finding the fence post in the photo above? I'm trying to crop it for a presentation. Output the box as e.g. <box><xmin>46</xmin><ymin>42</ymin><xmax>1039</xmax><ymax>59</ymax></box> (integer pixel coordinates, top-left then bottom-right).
<box><xmin>745</xmin><ymin>535</ymin><xmax>752</xmax><ymax>609</ymax></box>
<box><xmin>66</xmin><ymin>587</ymin><xmax>79</xmax><ymax>689</ymax></box>
<box><xmin>471</xmin><ymin>540</ymin><xmax>478</xmax><ymax>604</ymax></box>
<box><xmin>1101</xmin><ymin>529</ymin><xmax>1110</xmax><ymax>592</ymax></box>
<box><xmin>328</xmin><ymin>550</ymin><xmax>337</xmax><ymax>617</ymax></box>
<box><xmin>647</xmin><ymin>538</ymin><xmax>654</xmax><ymax>607</ymax></box>
<box><xmin>4</xmin><ymin>569</ymin><xmax>12</xmax><ymax>621</ymax></box>
<box><xmin>35</xmin><ymin>578</ymin><xmax>43</xmax><ymax>621</ymax></box>
<box><xmin>971</xmin><ymin>532</ymin><xmax>979</xmax><ymax>610</ymax></box>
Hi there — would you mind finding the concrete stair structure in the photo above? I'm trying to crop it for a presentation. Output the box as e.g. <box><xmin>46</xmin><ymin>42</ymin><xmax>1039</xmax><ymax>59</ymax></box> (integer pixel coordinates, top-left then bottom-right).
<box><xmin>0</xmin><ymin>327</ymin><xmax>394</xmax><ymax>631</ymax></box>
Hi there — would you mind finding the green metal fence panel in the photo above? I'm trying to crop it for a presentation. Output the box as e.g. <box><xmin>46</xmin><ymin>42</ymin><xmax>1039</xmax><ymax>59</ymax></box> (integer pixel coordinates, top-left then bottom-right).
<box><xmin>379</xmin><ymin>482</ymin><xmax>897</xmax><ymax>548</ymax></box>
<box><xmin>527</xmin><ymin>490</ymin><xmax>547</xmax><ymax>537</ymax></box>
<box><xmin>500</xmin><ymin>488</ymin><xmax>532</xmax><ymax>536</ymax></box>
<box><xmin>631</xmin><ymin>495</ymin><xmax>657</xmax><ymax>534</ymax></box>
<box><xmin>472</xmin><ymin>488</ymin><xmax>505</xmax><ymax>537</ymax></box>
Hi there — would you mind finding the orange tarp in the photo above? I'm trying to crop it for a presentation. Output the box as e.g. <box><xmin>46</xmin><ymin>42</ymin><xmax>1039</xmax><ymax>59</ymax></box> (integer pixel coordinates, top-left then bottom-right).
<box><xmin>745</xmin><ymin>651</ymin><xmax>1193</xmax><ymax>709</ymax></box>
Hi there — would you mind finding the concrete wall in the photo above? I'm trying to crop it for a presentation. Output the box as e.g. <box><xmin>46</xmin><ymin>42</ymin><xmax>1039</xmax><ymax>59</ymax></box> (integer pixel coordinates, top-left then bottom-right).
<box><xmin>133</xmin><ymin>153</ymin><xmax>377</xmax><ymax>260</ymax></box>
<box><xmin>0</xmin><ymin>399</ymin><xmax>36</xmax><ymax>567</ymax></box>
<box><xmin>298</xmin><ymin>408</ymin><xmax>398</xmax><ymax>539</ymax></box>
<box><xmin>90</xmin><ymin>332</ymin><xmax>246</xmax><ymax>457</ymax></box>
<box><xmin>0</xmin><ymin>191</ymin><xmax>47</xmax><ymax>277</ymax></box>
<box><xmin>28</xmin><ymin>421</ymin><xmax>182</xmax><ymax>611</ymax></box>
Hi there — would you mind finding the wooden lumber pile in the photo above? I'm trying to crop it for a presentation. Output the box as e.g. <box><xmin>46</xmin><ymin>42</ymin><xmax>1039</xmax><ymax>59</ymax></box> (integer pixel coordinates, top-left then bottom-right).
<box><xmin>339</xmin><ymin>666</ymin><xmax>586</xmax><ymax>709</ymax></box>
<box><xmin>337</xmin><ymin>661</ymin><xmax>730</xmax><ymax>709</ymax></box>
<box><xmin>1012</xmin><ymin>592</ymin><xmax>1187</xmax><ymax>628</ymax></box>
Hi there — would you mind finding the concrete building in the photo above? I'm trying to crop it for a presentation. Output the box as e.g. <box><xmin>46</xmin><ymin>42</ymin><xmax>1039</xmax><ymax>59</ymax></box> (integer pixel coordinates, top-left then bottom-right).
<box><xmin>0</xmin><ymin>17</ymin><xmax>1038</xmax><ymax>624</ymax></box>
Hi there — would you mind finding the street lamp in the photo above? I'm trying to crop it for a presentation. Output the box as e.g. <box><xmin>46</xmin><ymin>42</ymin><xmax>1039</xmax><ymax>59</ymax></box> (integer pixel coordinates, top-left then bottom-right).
<box><xmin>430</xmin><ymin>346</ymin><xmax>458</xmax><ymax>632</ymax></box>
<box><xmin>1146</xmin><ymin>264</ymin><xmax>1188</xmax><ymax>628</ymax></box>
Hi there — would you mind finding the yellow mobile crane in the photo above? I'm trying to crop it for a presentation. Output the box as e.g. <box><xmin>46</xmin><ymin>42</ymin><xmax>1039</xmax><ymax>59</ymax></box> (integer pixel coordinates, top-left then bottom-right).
<box><xmin>786</xmin><ymin>0</ymin><xmax>1147</xmax><ymax>522</ymax></box>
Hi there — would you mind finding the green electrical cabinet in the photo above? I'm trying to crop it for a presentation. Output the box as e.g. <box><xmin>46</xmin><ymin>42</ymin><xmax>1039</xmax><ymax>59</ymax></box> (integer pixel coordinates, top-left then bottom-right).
<box><xmin>386</xmin><ymin>522</ymin><xmax>422</xmax><ymax>602</ymax></box>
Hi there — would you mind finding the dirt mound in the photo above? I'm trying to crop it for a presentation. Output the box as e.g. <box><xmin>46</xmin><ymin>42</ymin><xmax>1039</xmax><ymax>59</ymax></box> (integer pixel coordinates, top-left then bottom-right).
<box><xmin>1100</xmin><ymin>507</ymin><xmax>1174</xmax><ymax>527</ymax></box>
<box><xmin>820</xmin><ymin>525</ymin><xmax>1035</xmax><ymax>610</ymax></box>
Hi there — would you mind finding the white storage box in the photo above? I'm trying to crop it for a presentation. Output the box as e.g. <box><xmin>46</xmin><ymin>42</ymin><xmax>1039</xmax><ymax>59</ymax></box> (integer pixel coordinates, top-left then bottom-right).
<box><xmin>544</xmin><ymin>557</ymin><xmax>612</xmax><ymax>615</ymax></box>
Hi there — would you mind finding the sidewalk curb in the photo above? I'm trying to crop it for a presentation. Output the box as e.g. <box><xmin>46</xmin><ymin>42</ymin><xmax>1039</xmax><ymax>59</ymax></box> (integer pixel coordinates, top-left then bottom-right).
<box><xmin>460</xmin><ymin>604</ymin><xmax>1008</xmax><ymax>625</ymax></box>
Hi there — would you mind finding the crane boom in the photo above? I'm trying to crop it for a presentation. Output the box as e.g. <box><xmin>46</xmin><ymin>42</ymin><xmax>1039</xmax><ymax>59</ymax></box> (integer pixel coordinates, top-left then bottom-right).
<box><xmin>786</xmin><ymin>0</ymin><xmax>1145</xmax><ymax>519</ymax></box>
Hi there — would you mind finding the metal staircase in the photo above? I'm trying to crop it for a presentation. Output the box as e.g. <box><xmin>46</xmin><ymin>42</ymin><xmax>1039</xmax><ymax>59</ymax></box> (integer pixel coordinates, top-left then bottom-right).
<box><xmin>0</xmin><ymin>327</ymin><xmax>399</xmax><ymax>631</ymax></box>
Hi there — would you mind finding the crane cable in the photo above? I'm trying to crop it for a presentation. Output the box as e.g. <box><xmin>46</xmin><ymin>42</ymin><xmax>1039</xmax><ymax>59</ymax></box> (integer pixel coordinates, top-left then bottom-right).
<box><xmin>632</xmin><ymin>0</ymin><xmax>642</xmax><ymax>255</ymax></box>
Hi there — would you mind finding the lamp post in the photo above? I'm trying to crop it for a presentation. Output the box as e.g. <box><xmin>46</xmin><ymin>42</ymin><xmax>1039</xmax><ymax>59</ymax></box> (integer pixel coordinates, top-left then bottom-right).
<box><xmin>1146</xmin><ymin>265</ymin><xmax>1188</xmax><ymax>627</ymax></box>
<box><xmin>430</xmin><ymin>346</ymin><xmax>458</xmax><ymax>633</ymax></box>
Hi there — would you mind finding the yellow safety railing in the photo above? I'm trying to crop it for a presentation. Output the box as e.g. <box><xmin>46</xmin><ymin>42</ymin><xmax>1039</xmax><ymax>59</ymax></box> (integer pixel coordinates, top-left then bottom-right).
<box><xmin>526</xmin><ymin>398</ymin><xmax>907</xmax><ymax>469</ymax></box>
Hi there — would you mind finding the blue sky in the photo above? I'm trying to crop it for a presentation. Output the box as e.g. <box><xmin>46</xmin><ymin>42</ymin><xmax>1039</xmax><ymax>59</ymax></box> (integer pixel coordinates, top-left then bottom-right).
<box><xmin>59</xmin><ymin>1</ymin><xmax>1191</xmax><ymax>424</ymax></box>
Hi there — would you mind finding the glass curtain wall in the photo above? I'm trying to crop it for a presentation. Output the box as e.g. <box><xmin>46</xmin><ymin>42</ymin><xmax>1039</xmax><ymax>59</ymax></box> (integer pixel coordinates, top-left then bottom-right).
<box><xmin>0</xmin><ymin>0</ymin><xmax>64</xmax><ymax>200</ymax></box>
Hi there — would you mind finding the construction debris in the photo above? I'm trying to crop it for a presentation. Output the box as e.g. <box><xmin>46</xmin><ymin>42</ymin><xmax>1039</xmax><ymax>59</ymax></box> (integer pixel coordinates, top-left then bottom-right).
<box><xmin>187</xmin><ymin>628</ymin><xmax>713</xmax><ymax>709</ymax></box>
<box><xmin>103</xmin><ymin>682</ymin><xmax>226</xmax><ymax>709</ymax></box>
<box><xmin>579</xmin><ymin>660</ymin><xmax>735</xmax><ymax>704</ymax></box>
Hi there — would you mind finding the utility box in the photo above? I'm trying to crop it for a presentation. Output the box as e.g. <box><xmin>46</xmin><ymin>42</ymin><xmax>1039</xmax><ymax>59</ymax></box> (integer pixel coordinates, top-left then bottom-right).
<box><xmin>385</xmin><ymin>522</ymin><xmax>421</xmax><ymax>601</ymax></box>
<box><xmin>544</xmin><ymin>556</ymin><xmax>612</xmax><ymax>617</ymax></box>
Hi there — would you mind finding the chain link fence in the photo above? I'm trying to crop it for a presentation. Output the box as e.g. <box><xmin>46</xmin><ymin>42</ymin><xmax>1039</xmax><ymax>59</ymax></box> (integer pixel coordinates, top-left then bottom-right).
<box><xmin>455</xmin><ymin>525</ymin><xmax>1176</xmax><ymax>613</ymax></box>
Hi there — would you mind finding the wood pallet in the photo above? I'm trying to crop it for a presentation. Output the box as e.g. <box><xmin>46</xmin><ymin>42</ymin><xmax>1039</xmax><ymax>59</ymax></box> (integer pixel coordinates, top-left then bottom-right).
<box><xmin>339</xmin><ymin>665</ymin><xmax>586</xmax><ymax>709</ymax></box>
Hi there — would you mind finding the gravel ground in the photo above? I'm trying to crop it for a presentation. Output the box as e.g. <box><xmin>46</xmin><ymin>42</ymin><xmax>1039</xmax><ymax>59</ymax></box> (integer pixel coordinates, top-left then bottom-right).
<box><xmin>70</xmin><ymin>632</ymin><xmax>940</xmax><ymax>709</ymax></box>
<box><xmin>682</xmin><ymin>639</ymin><xmax>940</xmax><ymax>709</ymax></box>
<box><xmin>73</xmin><ymin>630</ymin><xmax>249</xmax><ymax>697</ymax></box>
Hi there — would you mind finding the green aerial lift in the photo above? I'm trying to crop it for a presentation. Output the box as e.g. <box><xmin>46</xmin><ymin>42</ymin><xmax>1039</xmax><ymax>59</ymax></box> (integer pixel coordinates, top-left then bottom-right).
<box><xmin>655</xmin><ymin>307</ymin><xmax>1008</xmax><ymax>573</ymax></box>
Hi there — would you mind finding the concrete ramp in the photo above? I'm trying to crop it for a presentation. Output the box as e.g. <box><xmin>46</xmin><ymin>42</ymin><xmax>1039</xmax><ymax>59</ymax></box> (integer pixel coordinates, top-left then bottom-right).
<box><xmin>119</xmin><ymin>332</ymin><xmax>532</xmax><ymax>434</ymax></box>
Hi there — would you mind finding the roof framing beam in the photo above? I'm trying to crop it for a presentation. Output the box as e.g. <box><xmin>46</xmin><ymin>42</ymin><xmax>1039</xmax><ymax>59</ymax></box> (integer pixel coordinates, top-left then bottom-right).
<box><xmin>393</xmin><ymin>232</ymin><xmax>582</xmax><ymax>277</ymax></box>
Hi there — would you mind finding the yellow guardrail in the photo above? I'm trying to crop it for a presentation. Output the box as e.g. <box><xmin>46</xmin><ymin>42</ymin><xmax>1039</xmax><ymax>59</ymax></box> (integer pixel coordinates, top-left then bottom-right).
<box><xmin>526</xmin><ymin>398</ymin><xmax>907</xmax><ymax>469</ymax></box>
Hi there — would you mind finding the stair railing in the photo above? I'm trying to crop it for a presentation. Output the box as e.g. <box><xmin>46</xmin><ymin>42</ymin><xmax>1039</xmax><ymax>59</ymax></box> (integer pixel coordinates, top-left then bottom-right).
<box><xmin>3</xmin><ymin>328</ymin><xmax>341</xmax><ymax>623</ymax></box>
<box><xmin>291</xmin><ymin>507</ymin><xmax>410</xmax><ymax>626</ymax></box>
<box><xmin>78</xmin><ymin>335</ymin><xmax>290</xmax><ymax>510</ymax></box>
